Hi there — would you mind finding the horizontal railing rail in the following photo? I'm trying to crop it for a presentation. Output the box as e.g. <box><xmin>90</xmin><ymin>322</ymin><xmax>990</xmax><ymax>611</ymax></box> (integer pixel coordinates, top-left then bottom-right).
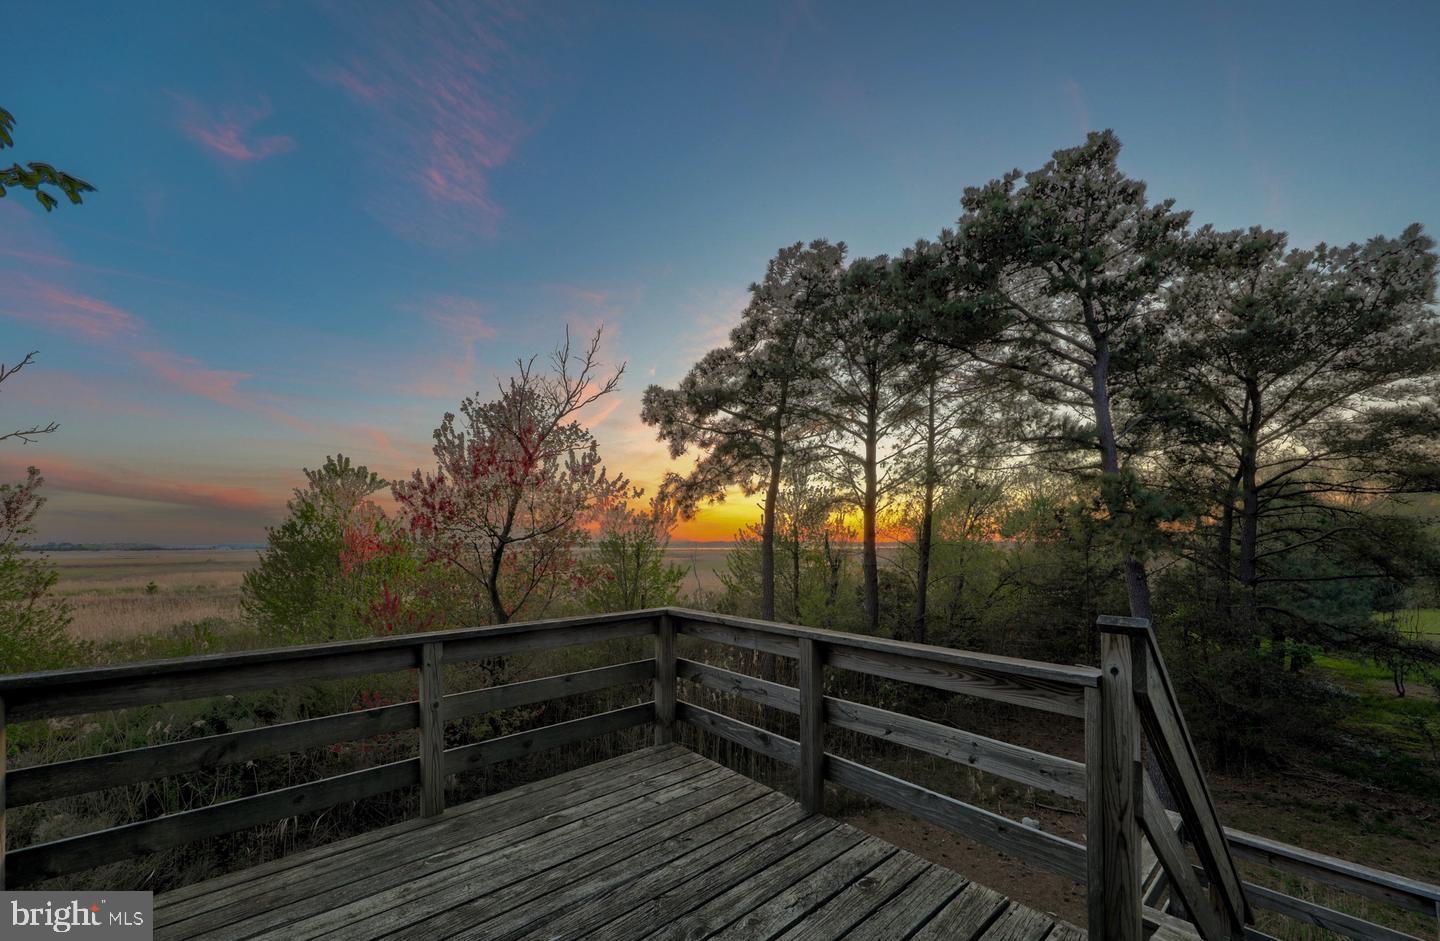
<box><xmin>0</xmin><ymin>609</ymin><xmax>668</xmax><ymax>888</ymax></box>
<box><xmin>666</xmin><ymin>608</ymin><xmax>1108</xmax><ymax>926</ymax></box>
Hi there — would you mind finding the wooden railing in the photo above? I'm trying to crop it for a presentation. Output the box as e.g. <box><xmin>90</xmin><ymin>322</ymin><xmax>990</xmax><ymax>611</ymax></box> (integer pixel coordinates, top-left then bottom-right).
<box><xmin>1098</xmin><ymin>616</ymin><xmax>1440</xmax><ymax>941</ymax></box>
<box><xmin>1</xmin><ymin>606</ymin><xmax>1435</xmax><ymax>941</ymax></box>
<box><xmin>0</xmin><ymin>608</ymin><xmax>665</xmax><ymax>889</ymax></box>
<box><xmin>668</xmin><ymin>608</ymin><xmax>1440</xmax><ymax>941</ymax></box>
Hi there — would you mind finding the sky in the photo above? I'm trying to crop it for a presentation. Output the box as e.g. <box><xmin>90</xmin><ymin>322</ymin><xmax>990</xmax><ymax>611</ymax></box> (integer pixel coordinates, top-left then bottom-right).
<box><xmin>2</xmin><ymin>0</ymin><xmax>1437</xmax><ymax>544</ymax></box>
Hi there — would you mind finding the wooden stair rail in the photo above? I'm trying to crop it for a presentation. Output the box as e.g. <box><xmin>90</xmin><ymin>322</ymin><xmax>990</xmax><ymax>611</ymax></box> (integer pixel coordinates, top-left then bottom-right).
<box><xmin>1098</xmin><ymin>615</ymin><xmax>1250</xmax><ymax>940</ymax></box>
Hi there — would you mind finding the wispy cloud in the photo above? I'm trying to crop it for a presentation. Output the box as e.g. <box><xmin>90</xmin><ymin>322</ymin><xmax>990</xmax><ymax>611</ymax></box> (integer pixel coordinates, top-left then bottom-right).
<box><xmin>172</xmin><ymin>93</ymin><xmax>295</xmax><ymax>162</ymax></box>
<box><xmin>312</xmin><ymin>0</ymin><xmax>541</xmax><ymax>240</ymax></box>
<box><xmin>0</xmin><ymin>454</ymin><xmax>275</xmax><ymax>513</ymax></box>
<box><xmin>402</xmin><ymin>295</ymin><xmax>500</xmax><ymax>398</ymax></box>
<box><xmin>0</xmin><ymin>266</ymin><xmax>308</xmax><ymax>430</ymax></box>
<box><xmin>136</xmin><ymin>350</ymin><xmax>310</xmax><ymax>431</ymax></box>
<box><xmin>0</xmin><ymin>277</ymin><xmax>142</xmax><ymax>341</ymax></box>
<box><xmin>424</xmin><ymin>295</ymin><xmax>497</xmax><ymax>344</ymax></box>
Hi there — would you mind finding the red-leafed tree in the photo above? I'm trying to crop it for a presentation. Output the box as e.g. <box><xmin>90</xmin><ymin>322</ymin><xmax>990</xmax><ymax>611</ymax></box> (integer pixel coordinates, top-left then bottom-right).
<box><xmin>394</xmin><ymin>328</ymin><xmax>628</xmax><ymax>623</ymax></box>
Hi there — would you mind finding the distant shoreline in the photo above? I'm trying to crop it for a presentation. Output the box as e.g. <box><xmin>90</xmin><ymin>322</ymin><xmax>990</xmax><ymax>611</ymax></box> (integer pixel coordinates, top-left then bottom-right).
<box><xmin>24</xmin><ymin>543</ymin><xmax>266</xmax><ymax>553</ymax></box>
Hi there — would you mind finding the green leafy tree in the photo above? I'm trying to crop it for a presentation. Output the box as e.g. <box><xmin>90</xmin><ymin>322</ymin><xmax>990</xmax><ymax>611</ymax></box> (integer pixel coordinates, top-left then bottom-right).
<box><xmin>0</xmin><ymin>106</ymin><xmax>95</xmax><ymax>211</ymax></box>
<box><xmin>242</xmin><ymin>455</ymin><xmax>387</xmax><ymax>643</ymax></box>
<box><xmin>582</xmin><ymin>490</ymin><xmax>686</xmax><ymax>612</ymax></box>
<box><xmin>0</xmin><ymin>468</ymin><xmax>81</xmax><ymax>673</ymax></box>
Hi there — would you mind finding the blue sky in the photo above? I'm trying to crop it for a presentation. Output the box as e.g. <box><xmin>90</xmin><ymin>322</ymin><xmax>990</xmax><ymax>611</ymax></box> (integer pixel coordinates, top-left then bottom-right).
<box><xmin>2</xmin><ymin>0</ymin><xmax>1437</xmax><ymax>542</ymax></box>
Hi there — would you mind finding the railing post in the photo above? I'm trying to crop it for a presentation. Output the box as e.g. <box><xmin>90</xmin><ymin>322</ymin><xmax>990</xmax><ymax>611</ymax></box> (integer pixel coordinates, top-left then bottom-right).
<box><xmin>1</xmin><ymin>694</ymin><xmax>7</xmax><ymax>889</ymax></box>
<box><xmin>654</xmin><ymin>612</ymin><xmax>676</xmax><ymax>746</ymax></box>
<box><xmin>798</xmin><ymin>637</ymin><xmax>825</xmax><ymax>814</ymax></box>
<box><xmin>1088</xmin><ymin>623</ymin><xmax>1143</xmax><ymax>941</ymax></box>
<box><xmin>419</xmin><ymin>642</ymin><xmax>445</xmax><ymax>818</ymax></box>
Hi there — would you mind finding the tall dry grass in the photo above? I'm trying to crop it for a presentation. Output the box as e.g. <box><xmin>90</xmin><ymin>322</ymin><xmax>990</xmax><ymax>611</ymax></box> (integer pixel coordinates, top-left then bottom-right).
<box><xmin>48</xmin><ymin>549</ymin><xmax>253</xmax><ymax>642</ymax></box>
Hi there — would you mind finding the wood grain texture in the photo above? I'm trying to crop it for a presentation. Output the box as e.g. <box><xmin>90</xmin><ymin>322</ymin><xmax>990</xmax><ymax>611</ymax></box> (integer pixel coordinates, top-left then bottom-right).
<box><xmin>1225</xmin><ymin>826</ymin><xmax>1440</xmax><ymax>917</ymax></box>
<box><xmin>904</xmin><ymin>880</ymin><xmax>1007</xmax><ymax>941</ymax></box>
<box><xmin>442</xmin><ymin>702</ymin><xmax>653</xmax><ymax>775</ymax></box>
<box><xmin>1087</xmin><ymin>635</ymin><xmax>1143</xmax><ymax>941</ymax></box>
<box><xmin>797</xmin><ymin>637</ymin><xmax>825</xmax><ymax>814</ymax></box>
<box><xmin>440</xmin><ymin>659</ymin><xmax>654</xmax><ymax>721</ymax></box>
<box><xmin>707</xmin><ymin>837</ymin><xmax>896</xmax><ymax>940</ymax></box>
<box><xmin>6</xmin><ymin>701</ymin><xmax>420</xmax><ymax>808</ymax></box>
<box><xmin>640</xmin><ymin>825</ymin><xmax>867</xmax><ymax>941</ymax></box>
<box><xmin>826</xmin><ymin>753</ymin><xmax>1088</xmax><ymax>883</ymax></box>
<box><xmin>1139</xmin><ymin>778</ymin><xmax>1229</xmax><ymax>941</ymax></box>
<box><xmin>9</xmin><ymin>759</ymin><xmax>421</xmax><ymax>885</ymax></box>
<box><xmin>676</xmin><ymin>701</ymin><xmax>801</xmax><ymax>767</ymax></box>
<box><xmin>826</xmin><ymin>645</ymin><xmax>1088</xmax><ymax>717</ymax></box>
<box><xmin>418</xmin><ymin>641</ymin><xmax>445</xmax><ymax>817</ymax></box>
<box><xmin>771</xmin><ymin>850</ymin><xmax>932</xmax><ymax>941</ymax></box>
<box><xmin>1124</xmin><ymin>626</ymin><xmax>1247</xmax><ymax>930</ymax></box>
<box><xmin>157</xmin><ymin>749</ymin><xmax>705</xmax><ymax>934</ymax></box>
<box><xmin>844</xmin><ymin>865</ymin><xmax>972</xmax><ymax>941</ymax></box>
<box><xmin>977</xmin><ymin>901</ymin><xmax>1056</xmax><ymax>940</ymax></box>
<box><xmin>677</xmin><ymin>658</ymin><xmax>800</xmax><ymax>713</ymax></box>
<box><xmin>154</xmin><ymin>746</ymin><xmax>683</xmax><ymax>913</ymax></box>
<box><xmin>654</xmin><ymin>613</ymin><xmax>676</xmax><ymax>746</ymax></box>
<box><xmin>164</xmin><ymin>757</ymin><xmax>719</xmax><ymax>940</ymax></box>
<box><xmin>1243</xmin><ymin>881</ymin><xmax>1425</xmax><ymax>941</ymax></box>
<box><xmin>825</xmin><ymin>696</ymin><xmax>1086</xmax><ymax>800</ymax></box>
<box><xmin>0</xmin><ymin>609</ymin><xmax>663</xmax><ymax>722</ymax></box>
<box><xmin>148</xmin><ymin>746</ymin><xmax>1081</xmax><ymax>941</ymax></box>
<box><xmin>675</xmin><ymin>616</ymin><xmax>801</xmax><ymax>659</ymax></box>
<box><xmin>583</xmin><ymin>817</ymin><xmax>841</xmax><ymax>941</ymax></box>
<box><xmin>669</xmin><ymin>608</ymin><xmax>1100</xmax><ymax>689</ymax></box>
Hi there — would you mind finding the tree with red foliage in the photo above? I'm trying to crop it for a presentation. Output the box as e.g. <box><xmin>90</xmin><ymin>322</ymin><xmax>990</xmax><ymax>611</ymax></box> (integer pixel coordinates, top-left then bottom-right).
<box><xmin>394</xmin><ymin>328</ymin><xmax>628</xmax><ymax>623</ymax></box>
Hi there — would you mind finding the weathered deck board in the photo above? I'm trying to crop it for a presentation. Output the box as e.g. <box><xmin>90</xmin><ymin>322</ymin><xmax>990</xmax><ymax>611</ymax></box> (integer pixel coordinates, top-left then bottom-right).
<box><xmin>155</xmin><ymin>745</ymin><xmax>1086</xmax><ymax>940</ymax></box>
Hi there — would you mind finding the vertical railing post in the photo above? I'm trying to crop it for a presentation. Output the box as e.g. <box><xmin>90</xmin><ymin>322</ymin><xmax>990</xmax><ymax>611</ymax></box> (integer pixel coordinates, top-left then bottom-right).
<box><xmin>1</xmin><ymin>694</ymin><xmax>7</xmax><ymax>889</ymax></box>
<box><xmin>654</xmin><ymin>612</ymin><xmax>676</xmax><ymax>746</ymax></box>
<box><xmin>1087</xmin><ymin>623</ymin><xmax>1143</xmax><ymax>941</ymax></box>
<box><xmin>797</xmin><ymin>637</ymin><xmax>825</xmax><ymax>814</ymax></box>
<box><xmin>419</xmin><ymin>641</ymin><xmax>445</xmax><ymax>818</ymax></box>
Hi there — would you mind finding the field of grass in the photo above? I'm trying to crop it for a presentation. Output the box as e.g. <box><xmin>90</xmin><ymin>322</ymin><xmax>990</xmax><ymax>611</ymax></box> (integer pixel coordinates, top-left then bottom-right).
<box><xmin>46</xmin><ymin>546</ymin><xmax>738</xmax><ymax>645</ymax></box>
<box><xmin>49</xmin><ymin>549</ymin><xmax>254</xmax><ymax>643</ymax></box>
<box><xmin>1310</xmin><ymin>609</ymin><xmax>1440</xmax><ymax>766</ymax></box>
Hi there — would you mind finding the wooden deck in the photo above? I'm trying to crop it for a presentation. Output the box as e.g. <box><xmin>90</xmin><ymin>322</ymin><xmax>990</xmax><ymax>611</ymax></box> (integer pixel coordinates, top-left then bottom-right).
<box><xmin>152</xmin><ymin>744</ymin><xmax>1084</xmax><ymax>941</ymax></box>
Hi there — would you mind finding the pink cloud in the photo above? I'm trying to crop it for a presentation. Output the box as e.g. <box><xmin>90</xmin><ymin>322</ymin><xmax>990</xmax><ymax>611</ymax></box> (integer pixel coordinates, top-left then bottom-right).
<box><xmin>0</xmin><ymin>454</ymin><xmax>276</xmax><ymax>514</ymax></box>
<box><xmin>135</xmin><ymin>349</ymin><xmax>250</xmax><ymax>407</ymax></box>
<box><xmin>173</xmin><ymin>93</ymin><xmax>295</xmax><ymax>162</ymax></box>
<box><xmin>313</xmin><ymin>1</ymin><xmax>540</xmax><ymax>239</ymax></box>
<box><xmin>394</xmin><ymin>294</ymin><xmax>504</xmax><ymax>398</ymax></box>
<box><xmin>424</xmin><ymin>295</ymin><xmax>497</xmax><ymax>343</ymax></box>
<box><xmin>136</xmin><ymin>350</ymin><xmax>310</xmax><ymax>431</ymax></box>
<box><xmin>0</xmin><ymin>278</ymin><xmax>142</xmax><ymax>341</ymax></box>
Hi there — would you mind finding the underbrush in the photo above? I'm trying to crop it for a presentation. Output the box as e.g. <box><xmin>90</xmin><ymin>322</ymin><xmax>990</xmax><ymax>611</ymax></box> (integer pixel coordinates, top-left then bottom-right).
<box><xmin>8</xmin><ymin>630</ymin><xmax>653</xmax><ymax>893</ymax></box>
